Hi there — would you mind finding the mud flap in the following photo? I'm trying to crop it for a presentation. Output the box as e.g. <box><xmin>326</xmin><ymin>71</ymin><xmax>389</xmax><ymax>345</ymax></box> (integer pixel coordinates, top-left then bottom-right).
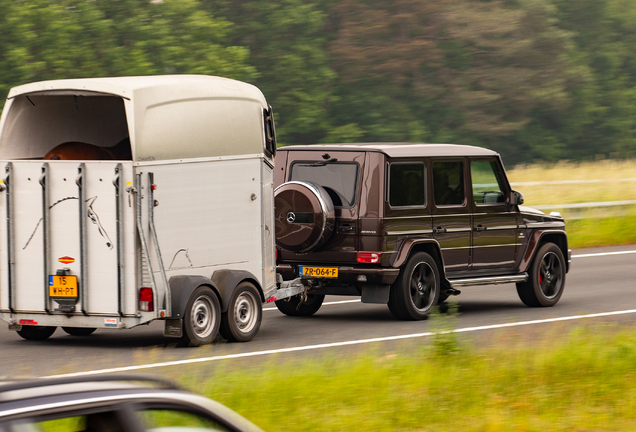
<box><xmin>164</xmin><ymin>318</ymin><xmax>183</xmax><ymax>338</ymax></box>
<box><xmin>361</xmin><ymin>284</ymin><xmax>391</xmax><ymax>304</ymax></box>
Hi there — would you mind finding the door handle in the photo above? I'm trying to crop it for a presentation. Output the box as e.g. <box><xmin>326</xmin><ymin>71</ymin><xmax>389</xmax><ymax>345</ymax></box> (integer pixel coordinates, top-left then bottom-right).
<box><xmin>474</xmin><ymin>225</ymin><xmax>487</xmax><ymax>232</ymax></box>
<box><xmin>433</xmin><ymin>227</ymin><xmax>447</xmax><ymax>234</ymax></box>
<box><xmin>338</xmin><ymin>225</ymin><xmax>355</xmax><ymax>232</ymax></box>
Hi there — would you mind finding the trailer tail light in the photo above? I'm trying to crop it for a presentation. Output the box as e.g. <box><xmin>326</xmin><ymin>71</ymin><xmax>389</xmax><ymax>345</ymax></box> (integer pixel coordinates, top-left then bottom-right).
<box><xmin>139</xmin><ymin>287</ymin><xmax>154</xmax><ymax>312</ymax></box>
<box><xmin>19</xmin><ymin>319</ymin><xmax>38</xmax><ymax>325</ymax></box>
<box><xmin>357</xmin><ymin>252</ymin><xmax>381</xmax><ymax>264</ymax></box>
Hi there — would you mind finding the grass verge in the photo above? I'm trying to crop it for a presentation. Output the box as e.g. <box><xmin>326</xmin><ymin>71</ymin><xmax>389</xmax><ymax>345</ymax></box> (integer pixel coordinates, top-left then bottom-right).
<box><xmin>508</xmin><ymin>160</ymin><xmax>636</xmax><ymax>249</ymax></box>
<box><xmin>168</xmin><ymin>324</ymin><xmax>636</xmax><ymax>432</ymax></box>
<box><xmin>567</xmin><ymin>213</ymin><xmax>636</xmax><ymax>248</ymax></box>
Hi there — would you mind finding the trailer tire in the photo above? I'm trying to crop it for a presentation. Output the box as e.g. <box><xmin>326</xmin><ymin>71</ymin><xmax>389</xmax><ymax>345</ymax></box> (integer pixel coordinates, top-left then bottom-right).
<box><xmin>219</xmin><ymin>282</ymin><xmax>262</xmax><ymax>342</ymax></box>
<box><xmin>62</xmin><ymin>327</ymin><xmax>96</xmax><ymax>336</ymax></box>
<box><xmin>17</xmin><ymin>326</ymin><xmax>56</xmax><ymax>341</ymax></box>
<box><xmin>181</xmin><ymin>286</ymin><xmax>221</xmax><ymax>347</ymax></box>
<box><xmin>275</xmin><ymin>294</ymin><xmax>324</xmax><ymax>317</ymax></box>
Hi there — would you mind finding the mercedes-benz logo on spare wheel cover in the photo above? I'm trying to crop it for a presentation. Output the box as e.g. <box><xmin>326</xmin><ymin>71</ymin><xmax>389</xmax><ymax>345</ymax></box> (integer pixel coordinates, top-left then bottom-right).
<box><xmin>287</xmin><ymin>212</ymin><xmax>296</xmax><ymax>223</ymax></box>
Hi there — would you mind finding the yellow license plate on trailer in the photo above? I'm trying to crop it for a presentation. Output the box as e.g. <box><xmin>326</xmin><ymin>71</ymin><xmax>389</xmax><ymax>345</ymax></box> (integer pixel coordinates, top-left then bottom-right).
<box><xmin>49</xmin><ymin>275</ymin><xmax>78</xmax><ymax>297</ymax></box>
<box><xmin>299</xmin><ymin>266</ymin><xmax>339</xmax><ymax>278</ymax></box>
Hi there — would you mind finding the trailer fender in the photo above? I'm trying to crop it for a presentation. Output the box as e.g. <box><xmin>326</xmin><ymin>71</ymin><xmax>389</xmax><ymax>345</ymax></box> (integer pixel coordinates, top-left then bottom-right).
<box><xmin>167</xmin><ymin>275</ymin><xmax>220</xmax><ymax>319</ymax></box>
<box><xmin>211</xmin><ymin>270</ymin><xmax>263</xmax><ymax>313</ymax></box>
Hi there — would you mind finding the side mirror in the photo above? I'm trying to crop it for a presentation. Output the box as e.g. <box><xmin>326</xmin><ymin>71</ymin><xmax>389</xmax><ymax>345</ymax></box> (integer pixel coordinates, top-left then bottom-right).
<box><xmin>512</xmin><ymin>190</ymin><xmax>524</xmax><ymax>206</ymax></box>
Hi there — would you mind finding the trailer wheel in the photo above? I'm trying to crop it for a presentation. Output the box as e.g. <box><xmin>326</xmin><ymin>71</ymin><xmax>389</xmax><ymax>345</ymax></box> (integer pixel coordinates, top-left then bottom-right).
<box><xmin>16</xmin><ymin>326</ymin><xmax>56</xmax><ymax>341</ymax></box>
<box><xmin>182</xmin><ymin>286</ymin><xmax>221</xmax><ymax>347</ymax></box>
<box><xmin>220</xmin><ymin>282</ymin><xmax>262</xmax><ymax>342</ymax></box>
<box><xmin>62</xmin><ymin>327</ymin><xmax>96</xmax><ymax>336</ymax></box>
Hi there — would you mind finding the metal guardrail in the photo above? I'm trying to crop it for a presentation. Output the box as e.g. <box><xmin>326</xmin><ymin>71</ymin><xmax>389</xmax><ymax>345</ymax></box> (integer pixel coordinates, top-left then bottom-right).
<box><xmin>511</xmin><ymin>178</ymin><xmax>636</xmax><ymax>186</ymax></box>
<box><xmin>533</xmin><ymin>200</ymin><xmax>636</xmax><ymax>210</ymax></box>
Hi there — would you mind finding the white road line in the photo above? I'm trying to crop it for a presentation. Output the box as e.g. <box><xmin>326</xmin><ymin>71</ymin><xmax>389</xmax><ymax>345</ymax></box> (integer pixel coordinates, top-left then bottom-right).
<box><xmin>263</xmin><ymin>299</ymin><xmax>360</xmax><ymax>311</ymax></box>
<box><xmin>44</xmin><ymin>308</ymin><xmax>636</xmax><ymax>379</ymax></box>
<box><xmin>573</xmin><ymin>250</ymin><xmax>636</xmax><ymax>258</ymax></box>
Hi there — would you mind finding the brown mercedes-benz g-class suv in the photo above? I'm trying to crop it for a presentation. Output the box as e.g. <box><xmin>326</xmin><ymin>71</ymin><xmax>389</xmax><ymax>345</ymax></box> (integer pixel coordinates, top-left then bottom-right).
<box><xmin>274</xmin><ymin>143</ymin><xmax>570</xmax><ymax>320</ymax></box>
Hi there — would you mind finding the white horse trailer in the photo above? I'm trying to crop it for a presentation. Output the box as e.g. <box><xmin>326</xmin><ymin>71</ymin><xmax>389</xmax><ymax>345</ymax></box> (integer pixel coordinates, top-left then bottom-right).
<box><xmin>0</xmin><ymin>75</ymin><xmax>304</xmax><ymax>346</ymax></box>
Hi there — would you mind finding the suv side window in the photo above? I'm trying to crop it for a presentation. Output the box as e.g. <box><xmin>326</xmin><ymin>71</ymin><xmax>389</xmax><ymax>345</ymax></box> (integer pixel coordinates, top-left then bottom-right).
<box><xmin>388</xmin><ymin>162</ymin><xmax>425</xmax><ymax>207</ymax></box>
<box><xmin>433</xmin><ymin>161</ymin><xmax>465</xmax><ymax>206</ymax></box>
<box><xmin>471</xmin><ymin>160</ymin><xmax>506</xmax><ymax>204</ymax></box>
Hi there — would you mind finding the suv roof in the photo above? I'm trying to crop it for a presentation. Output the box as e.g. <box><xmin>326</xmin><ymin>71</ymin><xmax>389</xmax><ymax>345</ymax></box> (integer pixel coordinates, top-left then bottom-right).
<box><xmin>279</xmin><ymin>143</ymin><xmax>498</xmax><ymax>158</ymax></box>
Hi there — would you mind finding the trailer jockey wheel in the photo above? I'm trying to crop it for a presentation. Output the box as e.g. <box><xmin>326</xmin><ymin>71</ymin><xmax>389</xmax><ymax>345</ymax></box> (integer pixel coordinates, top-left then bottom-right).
<box><xmin>220</xmin><ymin>282</ymin><xmax>262</xmax><ymax>342</ymax></box>
<box><xmin>181</xmin><ymin>286</ymin><xmax>221</xmax><ymax>347</ymax></box>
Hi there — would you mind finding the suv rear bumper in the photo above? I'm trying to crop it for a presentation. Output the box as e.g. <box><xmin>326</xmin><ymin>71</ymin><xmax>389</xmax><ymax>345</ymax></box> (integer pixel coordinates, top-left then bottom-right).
<box><xmin>277</xmin><ymin>264</ymin><xmax>400</xmax><ymax>285</ymax></box>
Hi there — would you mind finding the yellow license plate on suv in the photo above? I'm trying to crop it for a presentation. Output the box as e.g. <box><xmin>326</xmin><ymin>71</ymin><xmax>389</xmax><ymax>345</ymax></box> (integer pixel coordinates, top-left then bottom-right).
<box><xmin>299</xmin><ymin>266</ymin><xmax>338</xmax><ymax>278</ymax></box>
<box><xmin>49</xmin><ymin>275</ymin><xmax>78</xmax><ymax>297</ymax></box>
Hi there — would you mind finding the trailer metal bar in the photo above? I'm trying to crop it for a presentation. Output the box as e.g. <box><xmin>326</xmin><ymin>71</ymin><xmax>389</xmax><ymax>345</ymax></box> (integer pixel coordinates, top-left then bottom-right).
<box><xmin>76</xmin><ymin>163</ymin><xmax>88</xmax><ymax>315</ymax></box>
<box><xmin>40</xmin><ymin>163</ymin><xmax>51</xmax><ymax>313</ymax></box>
<box><xmin>147</xmin><ymin>172</ymin><xmax>170</xmax><ymax>316</ymax></box>
<box><xmin>4</xmin><ymin>163</ymin><xmax>15</xmax><ymax>313</ymax></box>
<box><xmin>113</xmin><ymin>164</ymin><xmax>124</xmax><ymax>317</ymax></box>
<box><xmin>135</xmin><ymin>173</ymin><xmax>158</xmax><ymax>311</ymax></box>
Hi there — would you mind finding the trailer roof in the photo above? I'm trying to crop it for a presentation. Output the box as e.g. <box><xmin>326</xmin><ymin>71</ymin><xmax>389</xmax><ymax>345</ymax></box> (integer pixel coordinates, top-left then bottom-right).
<box><xmin>279</xmin><ymin>143</ymin><xmax>499</xmax><ymax>158</ymax></box>
<box><xmin>7</xmin><ymin>75</ymin><xmax>267</xmax><ymax>106</ymax></box>
<box><xmin>2</xmin><ymin>75</ymin><xmax>269</xmax><ymax>161</ymax></box>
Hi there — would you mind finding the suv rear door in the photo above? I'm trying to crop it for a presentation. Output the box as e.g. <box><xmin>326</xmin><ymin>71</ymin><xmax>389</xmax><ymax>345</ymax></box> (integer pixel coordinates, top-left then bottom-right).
<box><xmin>430</xmin><ymin>158</ymin><xmax>471</xmax><ymax>273</ymax></box>
<box><xmin>281</xmin><ymin>149</ymin><xmax>364</xmax><ymax>263</ymax></box>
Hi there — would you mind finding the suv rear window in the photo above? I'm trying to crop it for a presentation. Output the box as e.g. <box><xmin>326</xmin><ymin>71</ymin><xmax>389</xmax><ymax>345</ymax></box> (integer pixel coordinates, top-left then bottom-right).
<box><xmin>290</xmin><ymin>161</ymin><xmax>359</xmax><ymax>207</ymax></box>
<box><xmin>433</xmin><ymin>161</ymin><xmax>465</xmax><ymax>206</ymax></box>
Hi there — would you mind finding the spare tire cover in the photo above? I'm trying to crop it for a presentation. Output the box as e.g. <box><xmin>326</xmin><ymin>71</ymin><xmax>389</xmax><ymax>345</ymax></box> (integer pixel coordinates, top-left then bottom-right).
<box><xmin>275</xmin><ymin>181</ymin><xmax>335</xmax><ymax>253</ymax></box>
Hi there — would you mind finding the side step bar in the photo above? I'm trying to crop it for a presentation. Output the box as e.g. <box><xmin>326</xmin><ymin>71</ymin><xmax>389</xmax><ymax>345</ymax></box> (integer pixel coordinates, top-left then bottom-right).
<box><xmin>448</xmin><ymin>273</ymin><xmax>528</xmax><ymax>288</ymax></box>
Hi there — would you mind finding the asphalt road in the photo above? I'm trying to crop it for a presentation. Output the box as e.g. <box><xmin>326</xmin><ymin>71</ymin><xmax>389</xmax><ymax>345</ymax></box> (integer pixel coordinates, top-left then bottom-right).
<box><xmin>1</xmin><ymin>245</ymin><xmax>634</xmax><ymax>378</ymax></box>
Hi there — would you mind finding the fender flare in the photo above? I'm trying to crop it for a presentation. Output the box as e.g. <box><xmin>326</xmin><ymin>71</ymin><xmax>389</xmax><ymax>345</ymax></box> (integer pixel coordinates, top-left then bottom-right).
<box><xmin>167</xmin><ymin>275</ymin><xmax>220</xmax><ymax>319</ymax></box>
<box><xmin>391</xmin><ymin>238</ymin><xmax>448</xmax><ymax>281</ymax></box>
<box><xmin>519</xmin><ymin>229</ymin><xmax>569</xmax><ymax>273</ymax></box>
<box><xmin>211</xmin><ymin>270</ymin><xmax>263</xmax><ymax>313</ymax></box>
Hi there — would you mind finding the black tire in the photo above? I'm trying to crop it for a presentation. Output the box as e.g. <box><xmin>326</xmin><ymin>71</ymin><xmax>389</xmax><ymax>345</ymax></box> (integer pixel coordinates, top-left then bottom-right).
<box><xmin>62</xmin><ymin>327</ymin><xmax>96</xmax><ymax>336</ymax></box>
<box><xmin>275</xmin><ymin>293</ymin><xmax>325</xmax><ymax>317</ymax></box>
<box><xmin>220</xmin><ymin>282</ymin><xmax>263</xmax><ymax>342</ymax></box>
<box><xmin>182</xmin><ymin>286</ymin><xmax>221</xmax><ymax>347</ymax></box>
<box><xmin>388</xmin><ymin>252</ymin><xmax>441</xmax><ymax>320</ymax></box>
<box><xmin>17</xmin><ymin>326</ymin><xmax>56</xmax><ymax>341</ymax></box>
<box><xmin>516</xmin><ymin>242</ymin><xmax>566</xmax><ymax>307</ymax></box>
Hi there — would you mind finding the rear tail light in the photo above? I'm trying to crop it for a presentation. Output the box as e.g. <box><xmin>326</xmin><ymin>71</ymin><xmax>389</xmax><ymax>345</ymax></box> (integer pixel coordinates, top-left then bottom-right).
<box><xmin>139</xmin><ymin>287</ymin><xmax>154</xmax><ymax>312</ymax></box>
<box><xmin>357</xmin><ymin>252</ymin><xmax>381</xmax><ymax>264</ymax></box>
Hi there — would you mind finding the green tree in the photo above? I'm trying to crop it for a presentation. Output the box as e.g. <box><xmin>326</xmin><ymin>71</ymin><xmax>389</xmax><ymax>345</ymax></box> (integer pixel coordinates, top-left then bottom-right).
<box><xmin>207</xmin><ymin>0</ymin><xmax>335</xmax><ymax>145</ymax></box>
<box><xmin>548</xmin><ymin>0</ymin><xmax>636</xmax><ymax>160</ymax></box>
<box><xmin>0</xmin><ymin>0</ymin><xmax>255</xmax><ymax>110</ymax></box>
<box><xmin>327</xmin><ymin>0</ymin><xmax>585</xmax><ymax>163</ymax></box>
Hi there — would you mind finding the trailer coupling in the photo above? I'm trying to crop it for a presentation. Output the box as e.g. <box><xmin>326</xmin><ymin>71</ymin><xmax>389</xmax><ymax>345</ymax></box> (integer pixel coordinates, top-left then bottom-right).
<box><xmin>266</xmin><ymin>276</ymin><xmax>306</xmax><ymax>303</ymax></box>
